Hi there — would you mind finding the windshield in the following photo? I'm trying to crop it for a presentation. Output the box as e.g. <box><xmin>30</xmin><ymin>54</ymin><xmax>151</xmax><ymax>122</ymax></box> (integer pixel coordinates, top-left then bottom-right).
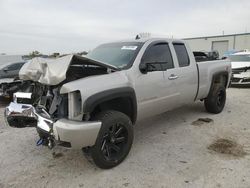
<box><xmin>87</xmin><ymin>42</ymin><xmax>143</xmax><ymax>69</ymax></box>
<box><xmin>229</xmin><ymin>54</ymin><xmax>250</xmax><ymax>62</ymax></box>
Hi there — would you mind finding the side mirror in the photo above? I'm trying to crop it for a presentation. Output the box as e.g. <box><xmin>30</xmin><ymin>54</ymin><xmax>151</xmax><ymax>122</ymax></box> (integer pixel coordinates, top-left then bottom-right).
<box><xmin>139</xmin><ymin>63</ymin><xmax>148</xmax><ymax>74</ymax></box>
<box><xmin>139</xmin><ymin>62</ymin><xmax>164</xmax><ymax>74</ymax></box>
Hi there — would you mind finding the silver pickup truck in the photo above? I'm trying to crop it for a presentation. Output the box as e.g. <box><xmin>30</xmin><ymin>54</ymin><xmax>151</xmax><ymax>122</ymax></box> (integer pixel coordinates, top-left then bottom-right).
<box><xmin>5</xmin><ymin>38</ymin><xmax>231</xmax><ymax>169</ymax></box>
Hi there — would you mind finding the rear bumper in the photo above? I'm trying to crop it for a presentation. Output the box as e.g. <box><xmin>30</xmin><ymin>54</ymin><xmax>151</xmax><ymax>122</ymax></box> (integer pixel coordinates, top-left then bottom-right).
<box><xmin>5</xmin><ymin>102</ymin><xmax>101</xmax><ymax>149</ymax></box>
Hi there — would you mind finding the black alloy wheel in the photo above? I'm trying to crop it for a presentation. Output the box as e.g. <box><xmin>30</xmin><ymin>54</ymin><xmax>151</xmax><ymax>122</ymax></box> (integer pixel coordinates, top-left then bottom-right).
<box><xmin>91</xmin><ymin>110</ymin><xmax>133</xmax><ymax>169</ymax></box>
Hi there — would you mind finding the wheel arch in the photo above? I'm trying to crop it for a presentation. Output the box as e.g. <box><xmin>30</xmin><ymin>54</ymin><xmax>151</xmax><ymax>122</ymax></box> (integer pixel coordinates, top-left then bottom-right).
<box><xmin>208</xmin><ymin>71</ymin><xmax>229</xmax><ymax>94</ymax></box>
<box><xmin>83</xmin><ymin>87</ymin><xmax>137</xmax><ymax>124</ymax></box>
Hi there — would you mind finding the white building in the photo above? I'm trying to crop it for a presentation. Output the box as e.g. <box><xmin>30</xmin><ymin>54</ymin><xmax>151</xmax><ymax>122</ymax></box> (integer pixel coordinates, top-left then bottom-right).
<box><xmin>184</xmin><ymin>33</ymin><xmax>250</xmax><ymax>58</ymax></box>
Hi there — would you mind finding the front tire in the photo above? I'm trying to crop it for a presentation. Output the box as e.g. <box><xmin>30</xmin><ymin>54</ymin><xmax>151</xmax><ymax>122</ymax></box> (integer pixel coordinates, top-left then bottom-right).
<box><xmin>91</xmin><ymin>110</ymin><xmax>133</xmax><ymax>169</ymax></box>
<box><xmin>204</xmin><ymin>84</ymin><xmax>226</xmax><ymax>114</ymax></box>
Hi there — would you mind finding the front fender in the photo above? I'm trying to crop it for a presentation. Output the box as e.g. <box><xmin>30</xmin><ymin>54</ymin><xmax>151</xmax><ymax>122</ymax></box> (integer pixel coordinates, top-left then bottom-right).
<box><xmin>83</xmin><ymin>87</ymin><xmax>137</xmax><ymax>123</ymax></box>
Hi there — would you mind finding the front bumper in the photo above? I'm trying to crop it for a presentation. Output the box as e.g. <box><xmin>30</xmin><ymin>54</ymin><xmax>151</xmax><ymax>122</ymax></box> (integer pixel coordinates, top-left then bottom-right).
<box><xmin>5</xmin><ymin>102</ymin><xmax>37</xmax><ymax>128</ymax></box>
<box><xmin>53</xmin><ymin>119</ymin><xmax>101</xmax><ymax>149</ymax></box>
<box><xmin>231</xmin><ymin>71</ymin><xmax>250</xmax><ymax>87</ymax></box>
<box><xmin>5</xmin><ymin>102</ymin><xmax>101</xmax><ymax>149</ymax></box>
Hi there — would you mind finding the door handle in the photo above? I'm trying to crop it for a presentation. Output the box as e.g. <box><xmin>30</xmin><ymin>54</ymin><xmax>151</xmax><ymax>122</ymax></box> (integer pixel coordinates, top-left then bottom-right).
<box><xmin>168</xmin><ymin>74</ymin><xmax>178</xmax><ymax>80</ymax></box>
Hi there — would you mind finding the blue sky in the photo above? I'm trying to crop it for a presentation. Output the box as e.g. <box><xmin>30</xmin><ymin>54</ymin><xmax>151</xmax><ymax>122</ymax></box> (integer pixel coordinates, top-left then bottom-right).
<box><xmin>0</xmin><ymin>0</ymin><xmax>250</xmax><ymax>54</ymax></box>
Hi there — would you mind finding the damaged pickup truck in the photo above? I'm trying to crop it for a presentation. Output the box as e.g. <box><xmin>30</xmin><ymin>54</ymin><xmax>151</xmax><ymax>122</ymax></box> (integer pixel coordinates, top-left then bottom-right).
<box><xmin>230</xmin><ymin>51</ymin><xmax>250</xmax><ymax>87</ymax></box>
<box><xmin>5</xmin><ymin>38</ymin><xmax>231</xmax><ymax>169</ymax></box>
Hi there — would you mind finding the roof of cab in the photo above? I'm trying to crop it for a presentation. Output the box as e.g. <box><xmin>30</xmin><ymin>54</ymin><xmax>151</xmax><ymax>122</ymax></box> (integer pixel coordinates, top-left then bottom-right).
<box><xmin>112</xmin><ymin>37</ymin><xmax>185</xmax><ymax>44</ymax></box>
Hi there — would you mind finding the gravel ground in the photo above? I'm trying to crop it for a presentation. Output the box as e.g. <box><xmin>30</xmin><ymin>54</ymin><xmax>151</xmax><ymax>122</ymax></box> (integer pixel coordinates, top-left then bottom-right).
<box><xmin>0</xmin><ymin>88</ymin><xmax>250</xmax><ymax>188</ymax></box>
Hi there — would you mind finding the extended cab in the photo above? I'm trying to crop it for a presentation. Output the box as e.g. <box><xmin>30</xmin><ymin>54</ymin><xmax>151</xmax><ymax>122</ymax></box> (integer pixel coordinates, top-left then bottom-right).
<box><xmin>5</xmin><ymin>38</ymin><xmax>231</xmax><ymax>169</ymax></box>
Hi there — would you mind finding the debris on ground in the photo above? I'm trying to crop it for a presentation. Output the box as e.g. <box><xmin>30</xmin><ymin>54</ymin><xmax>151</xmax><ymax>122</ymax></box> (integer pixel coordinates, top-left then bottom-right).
<box><xmin>52</xmin><ymin>152</ymin><xmax>64</xmax><ymax>159</ymax></box>
<box><xmin>47</xmin><ymin>164</ymin><xmax>56</xmax><ymax>168</ymax></box>
<box><xmin>123</xmin><ymin>183</ymin><xmax>129</xmax><ymax>187</ymax></box>
<box><xmin>179</xmin><ymin>161</ymin><xmax>188</xmax><ymax>163</ymax></box>
<box><xmin>192</xmin><ymin>118</ymin><xmax>213</xmax><ymax>126</ymax></box>
<box><xmin>208</xmin><ymin>138</ymin><xmax>247</xmax><ymax>157</ymax></box>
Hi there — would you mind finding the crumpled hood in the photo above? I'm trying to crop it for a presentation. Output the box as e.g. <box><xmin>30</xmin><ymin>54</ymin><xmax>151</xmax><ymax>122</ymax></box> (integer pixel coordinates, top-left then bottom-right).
<box><xmin>60</xmin><ymin>71</ymin><xmax>129</xmax><ymax>94</ymax></box>
<box><xmin>19</xmin><ymin>55</ymin><xmax>118</xmax><ymax>85</ymax></box>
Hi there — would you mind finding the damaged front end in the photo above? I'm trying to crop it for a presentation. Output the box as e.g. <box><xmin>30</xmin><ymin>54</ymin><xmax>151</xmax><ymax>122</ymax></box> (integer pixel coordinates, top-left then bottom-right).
<box><xmin>231</xmin><ymin>67</ymin><xmax>250</xmax><ymax>87</ymax></box>
<box><xmin>4</xmin><ymin>55</ymin><xmax>116</xmax><ymax>149</ymax></box>
<box><xmin>5</xmin><ymin>87</ymin><xmax>72</xmax><ymax>149</ymax></box>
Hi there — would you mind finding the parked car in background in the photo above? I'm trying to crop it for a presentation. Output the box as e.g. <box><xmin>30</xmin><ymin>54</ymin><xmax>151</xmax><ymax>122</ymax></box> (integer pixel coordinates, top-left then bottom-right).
<box><xmin>222</xmin><ymin>50</ymin><xmax>239</xmax><ymax>60</ymax></box>
<box><xmin>229</xmin><ymin>51</ymin><xmax>250</xmax><ymax>87</ymax></box>
<box><xmin>0</xmin><ymin>61</ymin><xmax>26</xmax><ymax>97</ymax></box>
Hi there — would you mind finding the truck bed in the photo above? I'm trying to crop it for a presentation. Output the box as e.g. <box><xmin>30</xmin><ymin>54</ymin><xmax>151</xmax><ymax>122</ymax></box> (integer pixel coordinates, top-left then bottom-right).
<box><xmin>196</xmin><ymin>60</ymin><xmax>231</xmax><ymax>100</ymax></box>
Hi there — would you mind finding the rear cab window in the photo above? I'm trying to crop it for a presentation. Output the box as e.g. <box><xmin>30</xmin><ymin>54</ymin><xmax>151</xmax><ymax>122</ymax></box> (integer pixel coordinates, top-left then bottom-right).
<box><xmin>173</xmin><ymin>43</ymin><xmax>190</xmax><ymax>67</ymax></box>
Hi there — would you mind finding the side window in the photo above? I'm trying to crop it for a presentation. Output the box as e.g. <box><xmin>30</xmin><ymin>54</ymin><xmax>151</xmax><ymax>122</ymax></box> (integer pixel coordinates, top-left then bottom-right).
<box><xmin>173</xmin><ymin>43</ymin><xmax>190</xmax><ymax>67</ymax></box>
<box><xmin>142</xmin><ymin>43</ymin><xmax>174</xmax><ymax>71</ymax></box>
<box><xmin>7</xmin><ymin>62</ymin><xmax>24</xmax><ymax>71</ymax></box>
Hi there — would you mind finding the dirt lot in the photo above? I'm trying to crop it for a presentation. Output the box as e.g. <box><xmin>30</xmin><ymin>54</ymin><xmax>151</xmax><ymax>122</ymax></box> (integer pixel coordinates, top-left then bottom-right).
<box><xmin>0</xmin><ymin>88</ymin><xmax>250</xmax><ymax>188</ymax></box>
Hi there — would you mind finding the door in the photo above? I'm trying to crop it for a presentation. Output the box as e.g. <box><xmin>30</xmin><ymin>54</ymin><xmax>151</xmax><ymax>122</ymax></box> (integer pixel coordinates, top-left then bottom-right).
<box><xmin>212</xmin><ymin>41</ymin><xmax>229</xmax><ymax>58</ymax></box>
<box><xmin>135</xmin><ymin>41</ymin><xmax>179</xmax><ymax>120</ymax></box>
<box><xmin>171</xmin><ymin>43</ymin><xmax>198</xmax><ymax>104</ymax></box>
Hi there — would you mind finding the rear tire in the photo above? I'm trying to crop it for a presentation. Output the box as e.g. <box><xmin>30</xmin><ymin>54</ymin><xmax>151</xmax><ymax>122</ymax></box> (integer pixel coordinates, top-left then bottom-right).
<box><xmin>204</xmin><ymin>84</ymin><xmax>226</xmax><ymax>114</ymax></box>
<box><xmin>91</xmin><ymin>110</ymin><xmax>133</xmax><ymax>169</ymax></box>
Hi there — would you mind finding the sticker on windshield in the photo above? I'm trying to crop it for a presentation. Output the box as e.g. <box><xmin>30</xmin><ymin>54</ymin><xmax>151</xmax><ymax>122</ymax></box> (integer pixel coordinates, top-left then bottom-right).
<box><xmin>121</xmin><ymin>46</ymin><xmax>138</xmax><ymax>50</ymax></box>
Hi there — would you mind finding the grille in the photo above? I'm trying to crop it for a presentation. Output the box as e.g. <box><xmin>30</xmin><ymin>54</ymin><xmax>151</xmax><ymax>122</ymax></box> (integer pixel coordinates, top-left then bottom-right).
<box><xmin>17</xmin><ymin>98</ymin><xmax>32</xmax><ymax>104</ymax></box>
<box><xmin>231</xmin><ymin>77</ymin><xmax>241</xmax><ymax>83</ymax></box>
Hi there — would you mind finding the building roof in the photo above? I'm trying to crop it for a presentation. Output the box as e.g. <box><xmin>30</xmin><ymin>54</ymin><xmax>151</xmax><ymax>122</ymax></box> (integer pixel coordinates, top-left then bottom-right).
<box><xmin>184</xmin><ymin>32</ymin><xmax>250</xmax><ymax>40</ymax></box>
